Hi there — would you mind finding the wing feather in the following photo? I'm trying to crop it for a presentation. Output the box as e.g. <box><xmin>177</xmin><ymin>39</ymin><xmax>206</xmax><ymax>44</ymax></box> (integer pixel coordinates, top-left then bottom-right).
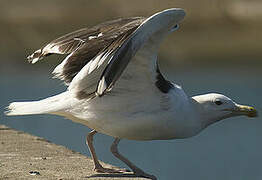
<box><xmin>27</xmin><ymin>17</ymin><xmax>145</xmax><ymax>64</ymax></box>
<box><xmin>68</xmin><ymin>29</ymin><xmax>136</xmax><ymax>98</ymax></box>
<box><xmin>27</xmin><ymin>17</ymin><xmax>144</xmax><ymax>85</ymax></box>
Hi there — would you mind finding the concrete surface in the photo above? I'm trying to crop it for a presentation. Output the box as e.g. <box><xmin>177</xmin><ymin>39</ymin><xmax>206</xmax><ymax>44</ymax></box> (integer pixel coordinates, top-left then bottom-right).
<box><xmin>0</xmin><ymin>125</ymin><xmax>146</xmax><ymax>179</ymax></box>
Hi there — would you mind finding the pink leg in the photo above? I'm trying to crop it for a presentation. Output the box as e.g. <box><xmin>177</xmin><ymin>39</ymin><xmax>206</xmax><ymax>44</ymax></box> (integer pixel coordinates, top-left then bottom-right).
<box><xmin>110</xmin><ymin>138</ymin><xmax>157</xmax><ymax>180</ymax></box>
<box><xmin>86</xmin><ymin>130</ymin><xmax>129</xmax><ymax>173</ymax></box>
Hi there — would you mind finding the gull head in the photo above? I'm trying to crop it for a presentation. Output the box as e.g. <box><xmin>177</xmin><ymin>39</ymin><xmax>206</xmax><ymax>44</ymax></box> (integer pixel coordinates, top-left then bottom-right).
<box><xmin>192</xmin><ymin>93</ymin><xmax>258</xmax><ymax>127</ymax></box>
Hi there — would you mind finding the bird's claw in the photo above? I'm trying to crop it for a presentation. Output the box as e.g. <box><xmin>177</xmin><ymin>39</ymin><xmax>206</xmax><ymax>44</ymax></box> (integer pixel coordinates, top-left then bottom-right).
<box><xmin>134</xmin><ymin>170</ymin><xmax>157</xmax><ymax>180</ymax></box>
<box><xmin>94</xmin><ymin>166</ymin><xmax>130</xmax><ymax>173</ymax></box>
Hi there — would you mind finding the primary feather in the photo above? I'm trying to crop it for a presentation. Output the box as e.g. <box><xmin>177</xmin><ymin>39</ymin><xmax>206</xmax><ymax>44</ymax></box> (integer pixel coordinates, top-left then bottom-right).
<box><xmin>28</xmin><ymin>17</ymin><xmax>145</xmax><ymax>84</ymax></box>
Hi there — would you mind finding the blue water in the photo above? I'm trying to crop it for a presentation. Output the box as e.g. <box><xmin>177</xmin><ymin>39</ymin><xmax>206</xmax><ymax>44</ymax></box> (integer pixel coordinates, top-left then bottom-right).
<box><xmin>1</xmin><ymin>65</ymin><xmax>262</xmax><ymax>180</ymax></box>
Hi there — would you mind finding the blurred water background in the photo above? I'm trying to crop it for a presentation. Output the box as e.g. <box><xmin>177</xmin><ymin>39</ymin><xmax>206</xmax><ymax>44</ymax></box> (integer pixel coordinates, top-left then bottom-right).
<box><xmin>1</xmin><ymin>0</ymin><xmax>262</xmax><ymax>179</ymax></box>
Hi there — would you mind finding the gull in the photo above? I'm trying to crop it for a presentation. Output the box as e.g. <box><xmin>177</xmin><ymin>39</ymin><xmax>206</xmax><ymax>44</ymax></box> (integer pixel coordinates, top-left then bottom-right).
<box><xmin>6</xmin><ymin>8</ymin><xmax>258</xmax><ymax>180</ymax></box>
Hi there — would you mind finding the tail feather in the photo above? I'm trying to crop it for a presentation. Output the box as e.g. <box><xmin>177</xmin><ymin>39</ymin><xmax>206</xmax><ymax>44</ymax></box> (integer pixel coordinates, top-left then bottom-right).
<box><xmin>5</xmin><ymin>92</ymin><xmax>71</xmax><ymax>116</ymax></box>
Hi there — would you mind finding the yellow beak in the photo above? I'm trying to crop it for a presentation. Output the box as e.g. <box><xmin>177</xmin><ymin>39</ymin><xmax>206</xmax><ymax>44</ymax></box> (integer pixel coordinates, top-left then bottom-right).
<box><xmin>234</xmin><ymin>104</ymin><xmax>258</xmax><ymax>118</ymax></box>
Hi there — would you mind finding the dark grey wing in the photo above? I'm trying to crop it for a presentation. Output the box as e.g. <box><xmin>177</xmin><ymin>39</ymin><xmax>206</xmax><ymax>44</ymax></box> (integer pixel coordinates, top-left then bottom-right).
<box><xmin>67</xmin><ymin>28</ymin><xmax>136</xmax><ymax>99</ymax></box>
<box><xmin>52</xmin><ymin>18</ymin><xmax>144</xmax><ymax>84</ymax></box>
<box><xmin>27</xmin><ymin>17</ymin><xmax>145</xmax><ymax>64</ymax></box>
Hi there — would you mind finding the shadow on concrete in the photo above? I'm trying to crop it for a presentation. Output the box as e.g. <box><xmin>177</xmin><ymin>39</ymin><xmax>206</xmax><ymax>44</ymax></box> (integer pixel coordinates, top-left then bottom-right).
<box><xmin>87</xmin><ymin>173</ymin><xmax>143</xmax><ymax>179</ymax></box>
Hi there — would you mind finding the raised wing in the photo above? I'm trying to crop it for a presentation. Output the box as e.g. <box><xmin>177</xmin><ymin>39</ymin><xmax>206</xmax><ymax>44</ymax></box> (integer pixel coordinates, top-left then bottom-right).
<box><xmin>27</xmin><ymin>17</ymin><xmax>144</xmax><ymax>63</ymax></box>
<box><xmin>68</xmin><ymin>8</ymin><xmax>186</xmax><ymax>98</ymax></box>
<box><xmin>27</xmin><ymin>17</ymin><xmax>145</xmax><ymax>83</ymax></box>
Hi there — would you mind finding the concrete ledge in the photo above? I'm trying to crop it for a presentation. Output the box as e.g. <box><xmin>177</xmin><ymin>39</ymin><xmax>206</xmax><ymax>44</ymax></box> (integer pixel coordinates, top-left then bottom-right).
<box><xmin>0</xmin><ymin>125</ymin><xmax>146</xmax><ymax>179</ymax></box>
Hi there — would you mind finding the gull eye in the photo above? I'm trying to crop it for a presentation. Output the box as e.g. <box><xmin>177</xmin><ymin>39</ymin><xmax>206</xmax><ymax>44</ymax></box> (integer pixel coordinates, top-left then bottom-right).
<box><xmin>215</xmin><ymin>100</ymin><xmax>223</xmax><ymax>106</ymax></box>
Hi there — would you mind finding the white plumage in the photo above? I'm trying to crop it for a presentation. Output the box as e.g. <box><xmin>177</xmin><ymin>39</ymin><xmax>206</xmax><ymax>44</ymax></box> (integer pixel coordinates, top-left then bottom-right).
<box><xmin>6</xmin><ymin>8</ymin><xmax>257</xmax><ymax>180</ymax></box>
